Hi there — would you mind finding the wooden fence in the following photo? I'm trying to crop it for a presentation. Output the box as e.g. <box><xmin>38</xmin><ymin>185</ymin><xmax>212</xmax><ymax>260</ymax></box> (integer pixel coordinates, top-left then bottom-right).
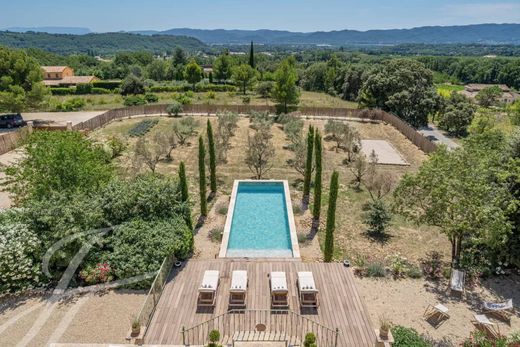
<box><xmin>73</xmin><ymin>104</ymin><xmax>437</xmax><ymax>154</ymax></box>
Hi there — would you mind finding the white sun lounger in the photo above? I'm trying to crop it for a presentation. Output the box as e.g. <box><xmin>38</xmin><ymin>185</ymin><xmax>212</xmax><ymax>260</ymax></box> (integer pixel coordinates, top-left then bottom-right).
<box><xmin>270</xmin><ymin>272</ymin><xmax>288</xmax><ymax>308</ymax></box>
<box><xmin>449</xmin><ymin>269</ymin><xmax>465</xmax><ymax>294</ymax></box>
<box><xmin>229</xmin><ymin>270</ymin><xmax>248</xmax><ymax>307</ymax></box>
<box><xmin>297</xmin><ymin>271</ymin><xmax>319</xmax><ymax>308</ymax></box>
<box><xmin>423</xmin><ymin>303</ymin><xmax>450</xmax><ymax>326</ymax></box>
<box><xmin>483</xmin><ymin>298</ymin><xmax>513</xmax><ymax>321</ymax></box>
<box><xmin>198</xmin><ymin>270</ymin><xmax>220</xmax><ymax>306</ymax></box>
<box><xmin>472</xmin><ymin>314</ymin><xmax>500</xmax><ymax>339</ymax></box>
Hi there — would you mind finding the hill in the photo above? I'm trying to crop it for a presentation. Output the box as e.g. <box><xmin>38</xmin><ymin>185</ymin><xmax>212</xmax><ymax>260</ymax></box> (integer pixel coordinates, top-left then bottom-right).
<box><xmin>4</xmin><ymin>27</ymin><xmax>92</xmax><ymax>35</ymax></box>
<box><xmin>151</xmin><ymin>24</ymin><xmax>520</xmax><ymax>45</ymax></box>
<box><xmin>0</xmin><ymin>31</ymin><xmax>207</xmax><ymax>55</ymax></box>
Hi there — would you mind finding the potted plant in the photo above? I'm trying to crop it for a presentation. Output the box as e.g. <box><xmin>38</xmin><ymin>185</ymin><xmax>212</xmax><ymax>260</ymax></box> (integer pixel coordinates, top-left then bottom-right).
<box><xmin>208</xmin><ymin>329</ymin><xmax>221</xmax><ymax>347</ymax></box>
<box><xmin>131</xmin><ymin>317</ymin><xmax>141</xmax><ymax>336</ymax></box>
<box><xmin>379</xmin><ymin>316</ymin><xmax>391</xmax><ymax>339</ymax></box>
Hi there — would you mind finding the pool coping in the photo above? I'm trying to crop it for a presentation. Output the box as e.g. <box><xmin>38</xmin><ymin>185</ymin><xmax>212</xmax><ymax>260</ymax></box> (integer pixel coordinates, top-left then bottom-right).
<box><xmin>218</xmin><ymin>180</ymin><xmax>300</xmax><ymax>259</ymax></box>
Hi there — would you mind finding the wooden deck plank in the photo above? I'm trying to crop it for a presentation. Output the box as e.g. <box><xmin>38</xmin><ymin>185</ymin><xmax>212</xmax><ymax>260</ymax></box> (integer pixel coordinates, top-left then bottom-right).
<box><xmin>144</xmin><ymin>259</ymin><xmax>376</xmax><ymax>346</ymax></box>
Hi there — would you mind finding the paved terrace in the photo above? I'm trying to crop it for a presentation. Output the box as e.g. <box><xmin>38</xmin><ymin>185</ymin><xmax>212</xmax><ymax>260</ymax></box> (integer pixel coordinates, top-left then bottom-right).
<box><xmin>145</xmin><ymin>259</ymin><xmax>376</xmax><ymax>346</ymax></box>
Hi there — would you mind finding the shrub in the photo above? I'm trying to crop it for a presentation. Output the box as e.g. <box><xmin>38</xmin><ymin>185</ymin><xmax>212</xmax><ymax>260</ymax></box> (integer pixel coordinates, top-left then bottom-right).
<box><xmin>55</xmin><ymin>97</ymin><xmax>86</xmax><ymax>111</ymax></box>
<box><xmin>105</xmin><ymin>217</ymin><xmax>192</xmax><ymax>288</ymax></box>
<box><xmin>174</xmin><ymin>92</ymin><xmax>192</xmax><ymax>105</ymax></box>
<box><xmin>297</xmin><ymin>233</ymin><xmax>308</xmax><ymax>244</ymax></box>
<box><xmin>144</xmin><ymin>93</ymin><xmax>159</xmax><ymax>103</ymax></box>
<box><xmin>292</xmin><ymin>203</ymin><xmax>303</xmax><ymax>215</ymax></box>
<box><xmin>387</xmin><ymin>253</ymin><xmax>409</xmax><ymax>279</ymax></box>
<box><xmin>420</xmin><ymin>251</ymin><xmax>443</xmax><ymax>280</ymax></box>
<box><xmin>242</xmin><ymin>96</ymin><xmax>251</xmax><ymax>104</ymax></box>
<box><xmin>216</xmin><ymin>203</ymin><xmax>228</xmax><ymax>215</ymax></box>
<box><xmin>303</xmin><ymin>332</ymin><xmax>317</xmax><ymax>347</ymax></box>
<box><xmin>121</xmin><ymin>74</ymin><xmax>145</xmax><ymax>95</ymax></box>
<box><xmin>209</xmin><ymin>228</ymin><xmax>223</xmax><ymax>242</ymax></box>
<box><xmin>406</xmin><ymin>264</ymin><xmax>423</xmax><ymax>279</ymax></box>
<box><xmin>124</xmin><ymin>95</ymin><xmax>147</xmax><ymax>106</ymax></box>
<box><xmin>166</xmin><ymin>101</ymin><xmax>183</xmax><ymax>117</ymax></box>
<box><xmin>128</xmin><ymin>119</ymin><xmax>159</xmax><ymax>137</ymax></box>
<box><xmin>206</xmin><ymin>91</ymin><xmax>216</xmax><ymax>99</ymax></box>
<box><xmin>0</xmin><ymin>220</ymin><xmax>43</xmax><ymax>294</ymax></box>
<box><xmin>79</xmin><ymin>262</ymin><xmax>113</xmax><ymax>285</ymax></box>
<box><xmin>107</xmin><ymin>136</ymin><xmax>126</xmax><ymax>158</ymax></box>
<box><xmin>363</xmin><ymin>200</ymin><xmax>391</xmax><ymax>235</ymax></box>
<box><xmin>208</xmin><ymin>329</ymin><xmax>221</xmax><ymax>347</ymax></box>
<box><xmin>50</xmin><ymin>87</ymin><xmax>76</xmax><ymax>95</ymax></box>
<box><xmin>366</xmin><ymin>261</ymin><xmax>386</xmax><ymax>277</ymax></box>
<box><xmin>392</xmin><ymin>326</ymin><xmax>431</xmax><ymax>347</ymax></box>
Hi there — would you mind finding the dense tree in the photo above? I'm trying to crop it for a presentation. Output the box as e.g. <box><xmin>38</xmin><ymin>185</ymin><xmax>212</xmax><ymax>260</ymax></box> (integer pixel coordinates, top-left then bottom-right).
<box><xmin>146</xmin><ymin>59</ymin><xmax>168</xmax><ymax>81</ymax></box>
<box><xmin>302</xmin><ymin>125</ymin><xmax>315</xmax><ymax>204</ymax></box>
<box><xmin>438</xmin><ymin>92</ymin><xmax>477</xmax><ymax>136</ymax></box>
<box><xmin>184</xmin><ymin>59</ymin><xmax>203</xmax><ymax>90</ymax></box>
<box><xmin>476</xmin><ymin>86</ymin><xmax>502</xmax><ymax>107</ymax></box>
<box><xmin>172</xmin><ymin>47</ymin><xmax>187</xmax><ymax>66</ymax></box>
<box><xmin>207</xmin><ymin>120</ymin><xmax>217</xmax><ymax>194</ymax></box>
<box><xmin>213</xmin><ymin>52</ymin><xmax>234</xmax><ymax>82</ymax></box>
<box><xmin>324</xmin><ymin>171</ymin><xmax>339</xmax><ymax>262</ymax></box>
<box><xmin>178</xmin><ymin>161</ymin><xmax>192</xmax><ymax>229</ymax></box>
<box><xmin>198</xmin><ymin>136</ymin><xmax>208</xmax><ymax>217</ymax></box>
<box><xmin>249</xmin><ymin>41</ymin><xmax>255</xmax><ymax>68</ymax></box>
<box><xmin>358</xmin><ymin>59</ymin><xmax>441</xmax><ymax>127</ymax></box>
<box><xmin>364</xmin><ymin>200</ymin><xmax>392</xmax><ymax>235</ymax></box>
<box><xmin>393</xmin><ymin>132</ymin><xmax>513</xmax><ymax>267</ymax></box>
<box><xmin>120</xmin><ymin>74</ymin><xmax>145</xmax><ymax>95</ymax></box>
<box><xmin>256</xmin><ymin>81</ymin><xmax>274</xmax><ymax>100</ymax></box>
<box><xmin>301</xmin><ymin>62</ymin><xmax>328</xmax><ymax>92</ymax></box>
<box><xmin>341</xmin><ymin>64</ymin><xmax>367</xmax><ymax>101</ymax></box>
<box><xmin>312</xmin><ymin>132</ymin><xmax>323</xmax><ymax>221</ymax></box>
<box><xmin>232</xmin><ymin>64</ymin><xmax>257</xmax><ymax>95</ymax></box>
<box><xmin>272</xmin><ymin>57</ymin><xmax>300</xmax><ymax>113</ymax></box>
<box><xmin>4</xmin><ymin>131</ymin><xmax>112</xmax><ymax>204</ymax></box>
<box><xmin>0</xmin><ymin>47</ymin><xmax>49</xmax><ymax>112</ymax></box>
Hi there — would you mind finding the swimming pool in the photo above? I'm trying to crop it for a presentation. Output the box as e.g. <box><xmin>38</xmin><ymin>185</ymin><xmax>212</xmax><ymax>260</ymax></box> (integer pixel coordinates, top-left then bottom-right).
<box><xmin>219</xmin><ymin>180</ymin><xmax>299</xmax><ymax>258</ymax></box>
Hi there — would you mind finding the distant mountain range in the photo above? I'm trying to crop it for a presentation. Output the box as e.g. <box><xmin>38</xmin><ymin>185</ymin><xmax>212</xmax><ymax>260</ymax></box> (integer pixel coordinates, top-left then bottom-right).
<box><xmin>5</xmin><ymin>26</ymin><xmax>92</xmax><ymax>35</ymax></box>
<box><xmin>3</xmin><ymin>23</ymin><xmax>520</xmax><ymax>46</ymax></box>
<box><xmin>135</xmin><ymin>24</ymin><xmax>520</xmax><ymax>45</ymax></box>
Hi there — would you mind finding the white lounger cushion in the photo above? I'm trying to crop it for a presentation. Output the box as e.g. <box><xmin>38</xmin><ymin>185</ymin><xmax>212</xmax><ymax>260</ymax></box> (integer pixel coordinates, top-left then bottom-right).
<box><xmin>450</xmin><ymin>269</ymin><xmax>464</xmax><ymax>291</ymax></box>
<box><xmin>483</xmin><ymin>299</ymin><xmax>513</xmax><ymax>311</ymax></box>
<box><xmin>271</xmin><ymin>272</ymin><xmax>288</xmax><ymax>292</ymax></box>
<box><xmin>474</xmin><ymin>314</ymin><xmax>493</xmax><ymax>325</ymax></box>
<box><xmin>230</xmin><ymin>270</ymin><xmax>247</xmax><ymax>292</ymax></box>
<box><xmin>298</xmin><ymin>272</ymin><xmax>318</xmax><ymax>293</ymax></box>
<box><xmin>199</xmin><ymin>270</ymin><xmax>219</xmax><ymax>292</ymax></box>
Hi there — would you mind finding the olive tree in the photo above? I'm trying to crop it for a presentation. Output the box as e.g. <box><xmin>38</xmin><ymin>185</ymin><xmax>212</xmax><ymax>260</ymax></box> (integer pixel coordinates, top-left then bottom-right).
<box><xmin>245</xmin><ymin>127</ymin><xmax>275</xmax><ymax>179</ymax></box>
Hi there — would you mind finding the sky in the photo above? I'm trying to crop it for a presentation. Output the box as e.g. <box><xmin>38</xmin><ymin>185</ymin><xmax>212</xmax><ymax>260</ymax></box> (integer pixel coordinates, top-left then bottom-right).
<box><xmin>1</xmin><ymin>0</ymin><xmax>520</xmax><ymax>32</ymax></box>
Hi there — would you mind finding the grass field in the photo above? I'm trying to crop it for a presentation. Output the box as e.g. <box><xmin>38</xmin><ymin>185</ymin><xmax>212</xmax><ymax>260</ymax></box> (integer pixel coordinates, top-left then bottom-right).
<box><xmin>91</xmin><ymin>115</ymin><xmax>448</xmax><ymax>265</ymax></box>
<box><xmin>51</xmin><ymin>91</ymin><xmax>358</xmax><ymax>111</ymax></box>
<box><xmin>436</xmin><ymin>83</ymin><xmax>465</xmax><ymax>97</ymax></box>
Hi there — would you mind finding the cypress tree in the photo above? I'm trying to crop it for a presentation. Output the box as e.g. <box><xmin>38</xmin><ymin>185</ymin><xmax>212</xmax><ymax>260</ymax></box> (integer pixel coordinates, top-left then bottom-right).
<box><xmin>302</xmin><ymin>125</ymin><xmax>314</xmax><ymax>204</ymax></box>
<box><xmin>198</xmin><ymin>136</ymin><xmax>207</xmax><ymax>216</ymax></box>
<box><xmin>207</xmin><ymin>119</ymin><xmax>217</xmax><ymax>193</ymax></box>
<box><xmin>324</xmin><ymin>171</ymin><xmax>339</xmax><ymax>262</ymax></box>
<box><xmin>249</xmin><ymin>41</ymin><xmax>255</xmax><ymax>68</ymax></box>
<box><xmin>178</xmin><ymin>161</ymin><xmax>192</xmax><ymax>229</ymax></box>
<box><xmin>312</xmin><ymin>132</ymin><xmax>323</xmax><ymax>220</ymax></box>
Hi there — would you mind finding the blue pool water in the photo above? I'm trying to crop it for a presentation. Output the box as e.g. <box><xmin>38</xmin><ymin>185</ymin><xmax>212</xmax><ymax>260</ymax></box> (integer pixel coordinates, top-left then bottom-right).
<box><xmin>227</xmin><ymin>182</ymin><xmax>293</xmax><ymax>257</ymax></box>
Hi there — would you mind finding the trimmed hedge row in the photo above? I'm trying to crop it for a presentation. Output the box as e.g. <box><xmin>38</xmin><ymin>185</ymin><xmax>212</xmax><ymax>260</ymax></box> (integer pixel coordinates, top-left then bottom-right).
<box><xmin>148</xmin><ymin>83</ymin><xmax>236</xmax><ymax>93</ymax></box>
<box><xmin>50</xmin><ymin>85</ymin><xmax>112</xmax><ymax>95</ymax></box>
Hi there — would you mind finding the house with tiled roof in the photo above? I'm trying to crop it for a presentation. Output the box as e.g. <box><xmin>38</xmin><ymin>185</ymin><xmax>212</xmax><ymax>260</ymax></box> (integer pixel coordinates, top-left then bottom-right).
<box><xmin>41</xmin><ymin>66</ymin><xmax>98</xmax><ymax>87</ymax></box>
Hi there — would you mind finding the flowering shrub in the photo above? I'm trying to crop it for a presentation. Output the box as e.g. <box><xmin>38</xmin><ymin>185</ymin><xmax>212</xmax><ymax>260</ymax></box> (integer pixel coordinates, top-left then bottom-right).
<box><xmin>420</xmin><ymin>251</ymin><xmax>443</xmax><ymax>280</ymax></box>
<box><xmin>79</xmin><ymin>262</ymin><xmax>113</xmax><ymax>285</ymax></box>
<box><xmin>0</xmin><ymin>222</ymin><xmax>43</xmax><ymax>293</ymax></box>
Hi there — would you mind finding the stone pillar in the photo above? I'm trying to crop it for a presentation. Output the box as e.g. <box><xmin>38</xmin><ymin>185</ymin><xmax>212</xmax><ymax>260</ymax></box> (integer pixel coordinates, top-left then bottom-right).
<box><xmin>26</xmin><ymin>121</ymin><xmax>34</xmax><ymax>134</ymax></box>
<box><xmin>66</xmin><ymin>121</ymin><xmax>73</xmax><ymax>131</ymax></box>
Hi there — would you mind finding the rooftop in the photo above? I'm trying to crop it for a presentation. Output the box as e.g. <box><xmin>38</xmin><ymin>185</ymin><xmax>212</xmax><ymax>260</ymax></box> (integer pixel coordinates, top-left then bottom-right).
<box><xmin>41</xmin><ymin>66</ymin><xmax>70</xmax><ymax>73</ymax></box>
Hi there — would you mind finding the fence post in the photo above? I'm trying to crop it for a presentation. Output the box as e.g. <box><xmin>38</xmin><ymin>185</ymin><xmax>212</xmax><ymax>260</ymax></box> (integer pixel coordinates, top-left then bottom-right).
<box><xmin>182</xmin><ymin>326</ymin><xmax>186</xmax><ymax>345</ymax></box>
<box><xmin>334</xmin><ymin>327</ymin><xmax>339</xmax><ymax>347</ymax></box>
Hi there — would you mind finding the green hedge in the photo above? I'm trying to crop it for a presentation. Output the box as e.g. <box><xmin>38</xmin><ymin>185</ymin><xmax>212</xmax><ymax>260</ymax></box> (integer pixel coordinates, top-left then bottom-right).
<box><xmin>148</xmin><ymin>83</ymin><xmax>236</xmax><ymax>93</ymax></box>
<box><xmin>92</xmin><ymin>80</ymin><xmax>121</xmax><ymax>90</ymax></box>
<box><xmin>91</xmin><ymin>87</ymin><xmax>112</xmax><ymax>94</ymax></box>
<box><xmin>50</xmin><ymin>87</ymin><xmax>76</xmax><ymax>95</ymax></box>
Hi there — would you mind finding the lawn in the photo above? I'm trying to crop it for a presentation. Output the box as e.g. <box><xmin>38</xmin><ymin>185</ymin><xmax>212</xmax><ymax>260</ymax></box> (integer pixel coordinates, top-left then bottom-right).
<box><xmin>91</xmin><ymin>115</ymin><xmax>449</xmax><ymax>265</ymax></box>
<box><xmin>49</xmin><ymin>91</ymin><xmax>358</xmax><ymax>111</ymax></box>
<box><xmin>436</xmin><ymin>83</ymin><xmax>465</xmax><ymax>98</ymax></box>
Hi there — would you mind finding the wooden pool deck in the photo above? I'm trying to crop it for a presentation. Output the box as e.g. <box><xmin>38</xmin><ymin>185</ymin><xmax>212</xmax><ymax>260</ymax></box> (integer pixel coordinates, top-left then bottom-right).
<box><xmin>145</xmin><ymin>259</ymin><xmax>376</xmax><ymax>346</ymax></box>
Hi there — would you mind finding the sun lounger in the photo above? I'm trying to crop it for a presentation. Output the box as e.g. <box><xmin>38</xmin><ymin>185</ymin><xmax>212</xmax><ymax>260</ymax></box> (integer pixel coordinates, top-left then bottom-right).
<box><xmin>423</xmin><ymin>303</ymin><xmax>449</xmax><ymax>326</ymax></box>
<box><xmin>471</xmin><ymin>314</ymin><xmax>500</xmax><ymax>339</ymax></box>
<box><xmin>449</xmin><ymin>269</ymin><xmax>465</xmax><ymax>294</ymax></box>
<box><xmin>270</xmin><ymin>272</ymin><xmax>288</xmax><ymax>308</ymax></box>
<box><xmin>297</xmin><ymin>271</ymin><xmax>319</xmax><ymax>308</ymax></box>
<box><xmin>198</xmin><ymin>270</ymin><xmax>219</xmax><ymax>306</ymax></box>
<box><xmin>483</xmin><ymin>298</ymin><xmax>513</xmax><ymax>321</ymax></box>
<box><xmin>229</xmin><ymin>270</ymin><xmax>248</xmax><ymax>307</ymax></box>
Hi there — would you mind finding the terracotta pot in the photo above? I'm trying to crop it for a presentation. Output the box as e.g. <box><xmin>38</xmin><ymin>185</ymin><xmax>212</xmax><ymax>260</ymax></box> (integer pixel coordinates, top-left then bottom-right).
<box><xmin>379</xmin><ymin>328</ymin><xmax>389</xmax><ymax>339</ymax></box>
<box><xmin>132</xmin><ymin>326</ymin><xmax>140</xmax><ymax>336</ymax></box>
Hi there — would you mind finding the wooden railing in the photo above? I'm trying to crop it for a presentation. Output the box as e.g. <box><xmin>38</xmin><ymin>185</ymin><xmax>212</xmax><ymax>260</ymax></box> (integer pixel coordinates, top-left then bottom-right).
<box><xmin>181</xmin><ymin>309</ymin><xmax>339</xmax><ymax>347</ymax></box>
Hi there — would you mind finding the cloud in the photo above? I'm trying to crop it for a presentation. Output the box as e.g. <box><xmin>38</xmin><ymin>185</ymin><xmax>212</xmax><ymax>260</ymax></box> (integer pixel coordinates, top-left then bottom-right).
<box><xmin>443</xmin><ymin>2</ymin><xmax>520</xmax><ymax>23</ymax></box>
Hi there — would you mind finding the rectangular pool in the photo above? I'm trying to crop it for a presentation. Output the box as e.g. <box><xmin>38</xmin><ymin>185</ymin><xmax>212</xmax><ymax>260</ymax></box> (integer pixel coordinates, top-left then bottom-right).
<box><xmin>219</xmin><ymin>180</ymin><xmax>299</xmax><ymax>258</ymax></box>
